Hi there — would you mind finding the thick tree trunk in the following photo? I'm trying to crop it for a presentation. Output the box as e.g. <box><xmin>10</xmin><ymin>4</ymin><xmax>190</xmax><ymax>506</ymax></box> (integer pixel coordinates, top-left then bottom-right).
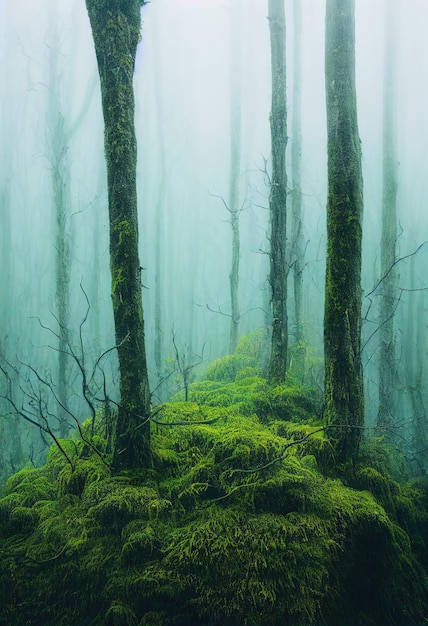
<box><xmin>85</xmin><ymin>0</ymin><xmax>151</xmax><ymax>470</ymax></box>
<box><xmin>267</xmin><ymin>0</ymin><xmax>288</xmax><ymax>384</ymax></box>
<box><xmin>377</xmin><ymin>0</ymin><xmax>399</xmax><ymax>435</ymax></box>
<box><xmin>324</xmin><ymin>0</ymin><xmax>364</xmax><ymax>462</ymax></box>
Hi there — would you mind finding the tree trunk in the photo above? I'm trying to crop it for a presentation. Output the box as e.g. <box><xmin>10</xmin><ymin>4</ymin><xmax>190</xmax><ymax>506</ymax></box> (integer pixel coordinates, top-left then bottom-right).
<box><xmin>85</xmin><ymin>0</ymin><xmax>151</xmax><ymax>470</ymax></box>
<box><xmin>46</xmin><ymin>7</ymin><xmax>72</xmax><ymax>439</ymax></box>
<box><xmin>413</xmin><ymin>290</ymin><xmax>428</xmax><ymax>472</ymax></box>
<box><xmin>404</xmin><ymin>256</ymin><xmax>427</xmax><ymax>473</ymax></box>
<box><xmin>0</xmin><ymin>188</ymin><xmax>11</xmax><ymax>341</ymax></box>
<box><xmin>267</xmin><ymin>0</ymin><xmax>288</xmax><ymax>384</ymax></box>
<box><xmin>324</xmin><ymin>0</ymin><xmax>364</xmax><ymax>462</ymax></box>
<box><xmin>51</xmin><ymin>111</ymin><xmax>71</xmax><ymax>439</ymax></box>
<box><xmin>377</xmin><ymin>0</ymin><xmax>399</xmax><ymax>436</ymax></box>
<box><xmin>152</xmin><ymin>13</ymin><xmax>166</xmax><ymax>384</ymax></box>
<box><xmin>228</xmin><ymin>0</ymin><xmax>242</xmax><ymax>355</ymax></box>
<box><xmin>290</xmin><ymin>0</ymin><xmax>305</xmax><ymax>381</ymax></box>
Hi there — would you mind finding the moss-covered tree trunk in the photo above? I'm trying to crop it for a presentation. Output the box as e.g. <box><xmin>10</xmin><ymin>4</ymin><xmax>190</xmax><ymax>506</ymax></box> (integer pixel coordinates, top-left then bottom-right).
<box><xmin>324</xmin><ymin>0</ymin><xmax>364</xmax><ymax>461</ymax></box>
<box><xmin>85</xmin><ymin>0</ymin><xmax>151</xmax><ymax>470</ymax></box>
<box><xmin>267</xmin><ymin>0</ymin><xmax>288</xmax><ymax>384</ymax></box>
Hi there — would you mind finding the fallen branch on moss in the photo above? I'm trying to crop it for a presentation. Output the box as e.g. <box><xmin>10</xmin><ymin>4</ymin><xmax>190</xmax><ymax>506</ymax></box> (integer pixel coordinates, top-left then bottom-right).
<box><xmin>152</xmin><ymin>416</ymin><xmax>222</xmax><ymax>427</ymax></box>
<box><xmin>232</xmin><ymin>422</ymin><xmax>396</xmax><ymax>475</ymax></box>
<box><xmin>234</xmin><ymin>426</ymin><xmax>331</xmax><ymax>474</ymax></box>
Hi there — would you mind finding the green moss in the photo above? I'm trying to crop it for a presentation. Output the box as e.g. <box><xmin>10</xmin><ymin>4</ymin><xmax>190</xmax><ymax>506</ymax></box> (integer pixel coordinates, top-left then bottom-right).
<box><xmin>105</xmin><ymin>600</ymin><xmax>138</xmax><ymax>626</ymax></box>
<box><xmin>163</xmin><ymin>507</ymin><xmax>333</xmax><ymax>625</ymax></box>
<box><xmin>0</xmin><ymin>383</ymin><xmax>427</xmax><ymax>626</ymax></box>
<box><xmin>205</xmin><ymin>353</ymin><xmax>260</xmax><ymax>382</ymax></box>
<box><xmin>86</xmin><ymin>483</ymin><xmax>171</xmax><ymax>531</ymax></box>
<box><xmin>251</xmin><ymin>383</ymin><xmax>322</xmax><ymax>424</ymax></box>
<box><xmin>0</xmin><ymin>503</ymin><xmax>39</xmax><ymax>536</ymax></box>
<box><xmin>352</xmin><ymin>466</ymin><xmax>398</xmax><ymax>515</ymax></box>
<box><xmin>58</xmin><ymin>456</ymin><xmax>111</xmax><ymax>496</ymax></box>
<box><xmin>121</xmin><ymin>522</ymin><xmax>161</xmax><ymax>565</ymax></box>
<box><xmin>178</xmin><ymin>375</ymin><xmax>269</xmax><ymax>411</ymax></box>
<box><xmin>5</xmin><ymin>468</ymin><xmax>57</xmax><ymax>506</ymax></box>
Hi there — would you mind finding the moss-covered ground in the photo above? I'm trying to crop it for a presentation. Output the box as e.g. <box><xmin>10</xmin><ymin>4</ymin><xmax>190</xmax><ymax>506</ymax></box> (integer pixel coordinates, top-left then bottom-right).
<box><xmin>1</xmin><ymin>339</ymin><xmax>427</xmax><ymax>625</ymax></box>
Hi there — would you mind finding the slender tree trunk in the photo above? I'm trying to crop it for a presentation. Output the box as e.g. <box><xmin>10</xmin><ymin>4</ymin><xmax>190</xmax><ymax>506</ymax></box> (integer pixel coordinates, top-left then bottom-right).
<box><xmin>85</xmin><ymin>0</ymin><xmax>151</xmax><ymax>470</ymax></box>
<box><xmin>413</xmin><ymin>290</ymin><xmax>427</xmax><ymax>471</ymax></box>
<box><xmin>46</xmin><ymin>8</ymin><xmax>72</xmax><ymax>439</ymax></box>
<box><xmin>228</xmin><ymin>0</ymin><xmax>242</xmax><ymax>354</ymax></box>
<box><xmin>152</xmin><ymin>13</ymin><xmax>166</xmax><ymax>383</ymax></box>
<box><xmin>267</xmin><ymin>0</ymin><xmax>288</xmax><ymax>384</ymax></box>
<box><xmin>0</xmin><ymin>187</ymin><xmax>11</xmax><ymax>339</ymax></box>
<box><xmin>404</xmin><ymin>256</ymin><xmax>427</xmax><ymax>472</ymax></box>
<box><xmin>50</xmin><ymin>111</ymin><xmax>71</xmax><ymax>439</ymax></box>
<box><xmin>154</xmin><ymin>170</ymin><xmax>165</xmax><ymax>384</ymax></box>
<box><xmin>290</xmin><ymin>0</ymin><xmax>305</xmax><ymax>381</ymax></box>
<box><xmin>377</xmin><ymin>0</ymin><xmax>399</xmax><ymax>436</ymax></box>
<box><xmin>324</xmin><ymin>0</ymin><xmax>364</xmax><ymax>462</ymax></box>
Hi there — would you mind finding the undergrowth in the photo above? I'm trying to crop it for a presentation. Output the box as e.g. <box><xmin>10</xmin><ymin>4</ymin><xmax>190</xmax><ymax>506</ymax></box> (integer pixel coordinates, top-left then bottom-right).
<box><xmin>0</xmin><ymin>343</ymin><xmax>427</xmax><ymax>625</ymax></box>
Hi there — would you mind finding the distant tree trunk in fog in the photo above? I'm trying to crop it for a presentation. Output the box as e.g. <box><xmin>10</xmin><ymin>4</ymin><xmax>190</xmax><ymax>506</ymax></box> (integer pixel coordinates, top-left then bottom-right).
<box><xmin>413</xmin><ymin>291</ymin><xmax>428</xmax><ymax>470</ymax></box>
<box><xmin>50</xmin><ymin>110</ymin><xmax>71</xmax><ymax>439</ymax></box>
<box><xmin>86</xmin><ymin>0</ymin><xmax>151</xmax><ymax>470</ymax></box>
<box><xmin>152</xmin><ymin>15</ymin><xmax>166</xmax><ymax>383</ymax></box>
<box><xmin>324</xmin><ymin>0</ymin><xmax>364</xmax><ymax>462</ymax></box>
<box><xmin>0</xmin><ymin>187</ymin><xmax>11</xmax><ymax>339</ymax></box>
<box><xmin>45</xmin><ymin>11</ymin><xmax>73</xmax><ymax>439</ymax></box>
<box><xmin>227</xmin><ymin>0</ymin><xmax>243</xmax><ymax>354</ymax></box>
<box><xmin>290</xmin><ymin>0</ymin><xmax>305</xmax><ymax>381</ymax></box>
<box><xmin>377</xmin><ymin>0</ymin><xmax>399</xmax><ymax>436</ymax></box>
<box><xmin>405</xmin><ymin>257</ymin><xmax>427</xmax><ymax>472</ymax></box>
<box><xmin>267</xmin><ymin>0</ymin><xmax>288</xmax><ymax>384</ymax></box>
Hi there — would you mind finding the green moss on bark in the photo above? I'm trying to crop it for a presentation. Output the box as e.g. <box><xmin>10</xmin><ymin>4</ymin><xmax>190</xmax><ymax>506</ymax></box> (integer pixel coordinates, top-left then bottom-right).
<box><xmin>85</xmin><ymin>0</ymin><xmax>151</xmax><ymax>470</ymax></box>
<box><xmin>324</xmin><ymin>0</ymin><xmax>364</xmax><ymax>463</ymax></box>
<box><xmin>267</xmin><ymin>0</ymin><xmax>288</xmax><ymax>384</ymax></box>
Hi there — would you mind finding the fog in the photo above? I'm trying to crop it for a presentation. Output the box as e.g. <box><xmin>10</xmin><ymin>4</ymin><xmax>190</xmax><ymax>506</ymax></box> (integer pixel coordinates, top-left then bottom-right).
<box><xmin>1</xmin><ymin>0</ymin><xmax>428</xmax><ymax>477</ymax></box>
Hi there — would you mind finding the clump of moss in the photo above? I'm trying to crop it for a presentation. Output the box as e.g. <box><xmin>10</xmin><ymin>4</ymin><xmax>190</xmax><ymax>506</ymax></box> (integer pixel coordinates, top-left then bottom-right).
<box><xmin>5</xmin><ymin>466</ymin><xmax>58</xmax><ymax>505</ymax></box>
<box><xmin>163</xmin><ymin>507</ymin><xmax>334</xmax><ymax>625</ymax></box>
<box><xmin>180</xmin><ymin>375</ymin><xmax>269</xmax><ymax>411</ymax></box>
<box><xmin>0</xmin><ymin>375</ymin><xmax>427</xmax><ymax>626</ymax></box>
<box><xmin>203</xmin><ymin>330</ymin><xmax>267</xmax><ymax>383</ymax></box>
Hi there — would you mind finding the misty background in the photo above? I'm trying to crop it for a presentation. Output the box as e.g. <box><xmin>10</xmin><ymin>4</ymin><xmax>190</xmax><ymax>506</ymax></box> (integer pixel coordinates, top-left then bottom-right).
<box><xmin>1</xmin><ymin>0</ymin><xmax>427</xmax><ymax>478</ymax></box>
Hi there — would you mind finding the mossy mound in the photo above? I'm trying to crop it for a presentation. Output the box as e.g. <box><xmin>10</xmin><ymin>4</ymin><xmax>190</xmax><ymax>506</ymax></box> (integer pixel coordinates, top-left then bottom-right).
<box><xmin>203</xmin><ymin>330</ymin><xmax>267</xmax><ymax>383</ymax></box>
<box><xmin>0</xmin><ymin>383</ymin><xmax>427</xmax><ymax>625</ymax></box>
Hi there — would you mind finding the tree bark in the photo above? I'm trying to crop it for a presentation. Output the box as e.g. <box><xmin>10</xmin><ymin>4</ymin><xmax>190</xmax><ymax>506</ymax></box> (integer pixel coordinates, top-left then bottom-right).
<box><xmin>267</xmin><ymin>0</ymin><xmax>288</xmax><ymax>384</ymax></box>
<box><xmin>404</xmin><ymin>256</ymin><xmax>427</xmax><ymax>473</ymax></box>
<box><xmin>42</xmin><ymin>4</ymin><xmax>74</xmax><ymax>439</ymax></box>
<box><xmin>85</xmin><ymin>0</ymin><xmax>151</xmax><ymax>470</ymax></box>
<box><xmin>227</xmin><ymin>0</ymin><xmax>242</xmax><ymax>355</ymax></box>
<box><xmin>324</xmin><ymin>0</ymin><xmax>364</xmax><ymax>462</ymax></box>
<box><xmin>290</xmin><ymin>0</ymin><xmax>305</xmax><ymax>381</ymax></box>
<box><xmin>377</xmin><ymin>0</ymin><xmax>399</xmax><ymax>435</ymax></box>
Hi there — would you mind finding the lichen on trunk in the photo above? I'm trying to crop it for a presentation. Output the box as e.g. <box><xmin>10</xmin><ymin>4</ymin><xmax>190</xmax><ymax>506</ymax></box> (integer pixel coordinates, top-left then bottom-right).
<box><xmin>324</xmin><ymin>0</ymin><xmax>364</xmax><ymax>462</ymax></box>
<box><xmin>267</xmin><ymin>0</ymin><xmax>288</xmax><ymax>385</ymax></box>
<box><xmin>85</xmin><ymin>0</ymin><xmax>151</xmax><ymax>470</ymax></box>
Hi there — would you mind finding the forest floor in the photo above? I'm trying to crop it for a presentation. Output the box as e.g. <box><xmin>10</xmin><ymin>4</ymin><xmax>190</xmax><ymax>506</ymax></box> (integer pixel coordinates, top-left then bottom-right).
<box><xmin>0</xmin><ymin>334</ymin><xmax>428</xmax><ymax>625</ymax></box>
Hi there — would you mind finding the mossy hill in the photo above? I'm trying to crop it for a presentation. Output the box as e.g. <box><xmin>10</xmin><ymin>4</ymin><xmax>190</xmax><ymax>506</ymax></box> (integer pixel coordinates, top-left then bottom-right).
<box><xmin>1</xmin><ymin>335</ymin><xmax>427</xmax><ymax>625</ymax></box>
